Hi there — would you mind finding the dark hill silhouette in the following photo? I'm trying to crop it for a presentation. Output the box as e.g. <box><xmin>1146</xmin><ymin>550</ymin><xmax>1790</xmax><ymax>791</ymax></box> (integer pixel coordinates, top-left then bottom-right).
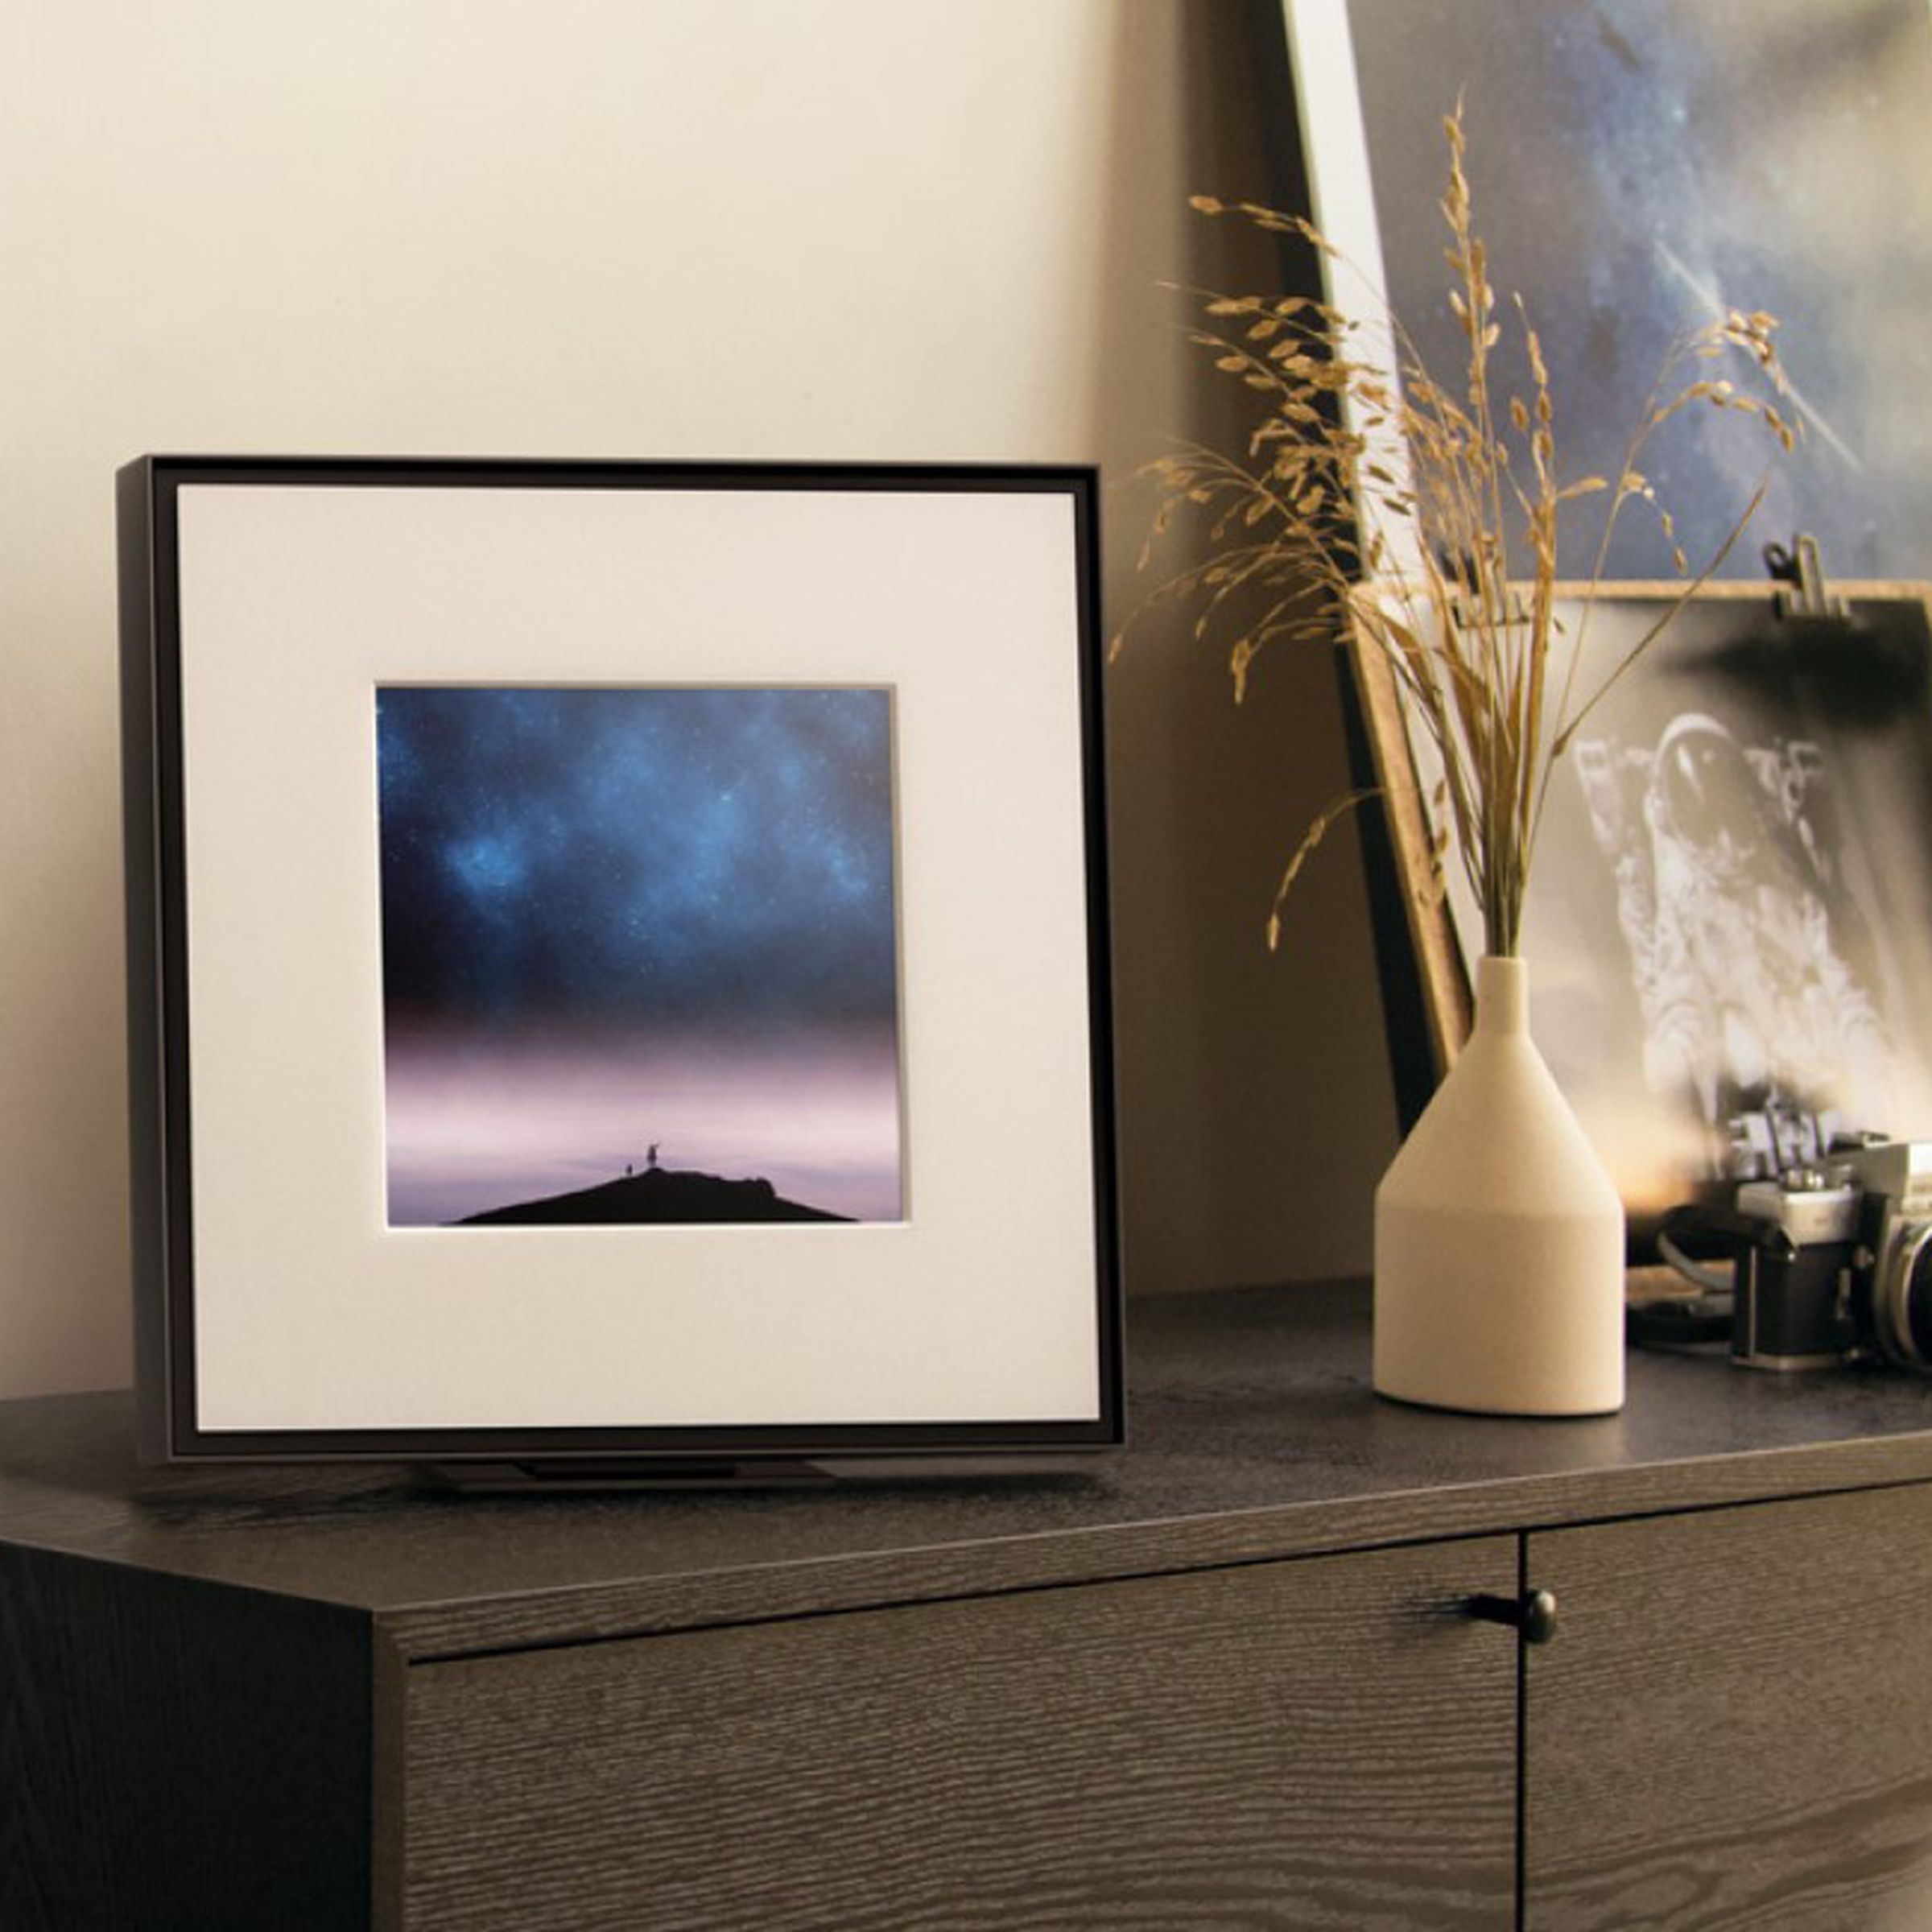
<box><xmin>456</xmin><ymin>1166</ymin><xmax>851</xmax><ymax>1227</ymax></box>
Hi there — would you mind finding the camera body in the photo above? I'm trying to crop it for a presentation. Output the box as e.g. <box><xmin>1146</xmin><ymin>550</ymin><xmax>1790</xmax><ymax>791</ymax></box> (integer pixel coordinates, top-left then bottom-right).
<box><xmin>1731</xmin><ymin>1169</ymin><xmax>1860</xmax><ymax>1368</ymax></box>
<box><xmin>1729</xmin><ymin>1141</ymin><xmax>1932</xmax><ymax>1372</ymax></box>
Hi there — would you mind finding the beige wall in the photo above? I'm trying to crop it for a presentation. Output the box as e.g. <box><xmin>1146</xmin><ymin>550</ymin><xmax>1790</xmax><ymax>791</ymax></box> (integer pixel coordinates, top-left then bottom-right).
<box><xmin>0</xmin><ymin>0</ymin><xmax>1393</xmax><ymax>1400</ymax></box>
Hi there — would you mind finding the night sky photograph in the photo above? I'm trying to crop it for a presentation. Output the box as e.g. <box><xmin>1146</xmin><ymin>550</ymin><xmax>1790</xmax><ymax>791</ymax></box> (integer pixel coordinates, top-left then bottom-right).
<box><xmin>1344</xmin><ymin>0</ymin><xmax>1932</xmax><ymax>580</ymax></box>
<box><xmin>377</xmin><ymin>684</ymin><xmax>904</xmax><ymax>1228</ymax></box>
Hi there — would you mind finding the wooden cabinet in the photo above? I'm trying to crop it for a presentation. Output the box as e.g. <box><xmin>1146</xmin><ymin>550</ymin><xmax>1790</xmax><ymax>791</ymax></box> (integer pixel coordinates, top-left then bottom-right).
<box><xmin>8</xmin><ymin>1282</ymin><xmax>1932</xmax><ymax>1930</ymax></box>
<box><xmin>1526</xmin><ymin>1484</ymin><xmax>1932</xmax><ymax>1930</ymax></box>
<box><xmin>402</xmin><ymin>1542</ymin><xmax>1517</xmax><ymax>1931</ymax></box>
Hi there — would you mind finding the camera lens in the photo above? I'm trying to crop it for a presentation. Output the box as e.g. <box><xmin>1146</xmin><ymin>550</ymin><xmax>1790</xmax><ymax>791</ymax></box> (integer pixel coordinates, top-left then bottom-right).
<box><xmin>1878</xmin><ymin>1222</ymin><xmax>1932</xmax><ymax>1371</ymax></box>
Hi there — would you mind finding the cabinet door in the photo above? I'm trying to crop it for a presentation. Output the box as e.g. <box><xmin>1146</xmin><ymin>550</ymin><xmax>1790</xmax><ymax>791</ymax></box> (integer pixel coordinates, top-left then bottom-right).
<box><xmin>402</xmin><ymin>1538</ymin><xmax>1518</xmax><ymax>1931</ymax></box>
<box><xmin>1526</xmin><ymin>1484</ymin><xmax>1932</xmax><ymax>1930</ymax></box>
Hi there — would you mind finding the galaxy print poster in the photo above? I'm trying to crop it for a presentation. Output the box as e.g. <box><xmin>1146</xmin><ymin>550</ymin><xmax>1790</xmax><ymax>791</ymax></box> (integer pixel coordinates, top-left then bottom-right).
<box><xmin>1298</xmin><ymin>0</ymin><xmax>1932</xmax><ymax>580</ymax></box>
<box><xmin>377</xmin><ymin>685</ymin><xmax>904</xmax><ymax>1230</ymax></box>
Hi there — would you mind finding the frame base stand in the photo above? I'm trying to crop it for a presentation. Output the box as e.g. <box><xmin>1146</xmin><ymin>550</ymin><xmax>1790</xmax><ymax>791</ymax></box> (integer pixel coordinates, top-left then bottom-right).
<box><xmin>419</xmin><ymin>1458</ymin><xmax>840</xmax><ymax>1495</ymax></box>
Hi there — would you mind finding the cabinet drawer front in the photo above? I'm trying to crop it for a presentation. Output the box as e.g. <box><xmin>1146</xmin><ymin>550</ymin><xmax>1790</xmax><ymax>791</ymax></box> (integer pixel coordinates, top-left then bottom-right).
<box><xmin>1527</xmin><ymin>1484</ymin><xmax>1932</xmax><ymax>1930</ymax></box>
<box><xmin>402</xmin><ymin>1538</ymin><xmax>1517</xmax><ymax>1931</ymax></box>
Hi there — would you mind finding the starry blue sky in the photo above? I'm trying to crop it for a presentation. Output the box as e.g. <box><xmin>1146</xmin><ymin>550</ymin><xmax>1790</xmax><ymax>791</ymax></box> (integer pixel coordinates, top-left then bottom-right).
<box><xmin>1343</xmin><ymin>0</ymin><xmax>1932</xmax><ymax>579</ymax></box>
<box><xmin>377</xmin><ymin>685</ymin><xmax>899</xmax><ymax>1030</ymax></box>
<box><xmin>375</xmin><ymin>685</ymin><xmax>906</xmax><ymax>1225</ymax></box>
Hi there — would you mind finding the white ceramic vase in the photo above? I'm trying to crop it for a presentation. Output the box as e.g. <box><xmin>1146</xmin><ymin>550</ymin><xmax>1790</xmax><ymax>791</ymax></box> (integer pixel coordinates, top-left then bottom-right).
<box><xmin>1373</xmin><ymin>953</ymin><xmax>1625</xmax><ymax>1416</ymax></box>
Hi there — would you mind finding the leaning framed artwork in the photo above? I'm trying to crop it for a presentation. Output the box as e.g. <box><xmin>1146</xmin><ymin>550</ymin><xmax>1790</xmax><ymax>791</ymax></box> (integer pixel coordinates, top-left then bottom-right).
<box><xmin>1283</xmin><ymin>0</ymin><xmax>1932</xmax><ymax>582</ymax></box>
<box><xmin>1352</xmin><ymin>578</ymin><xmax>1932</xmax><ymax>1232</ymax></box>
<box><xmin>119</xmin><ymin>457</ymin><xmax>1121</xmax><ymax>1469</ymax></box>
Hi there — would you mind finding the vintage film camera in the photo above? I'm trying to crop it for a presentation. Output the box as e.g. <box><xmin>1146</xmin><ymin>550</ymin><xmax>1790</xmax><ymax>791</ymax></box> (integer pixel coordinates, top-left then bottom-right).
<box><xmin>1649</xmin><ymin>1141</ymin><xmax>1932</xmax><ymax>1373</ymax></box>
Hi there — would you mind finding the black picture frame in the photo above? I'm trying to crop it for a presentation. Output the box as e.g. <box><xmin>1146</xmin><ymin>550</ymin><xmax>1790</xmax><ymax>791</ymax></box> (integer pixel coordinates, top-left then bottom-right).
<box><xmin>120</xmin><ymin>456</ymin><xmax>1121</xmax><ymax>1470</ymax></box>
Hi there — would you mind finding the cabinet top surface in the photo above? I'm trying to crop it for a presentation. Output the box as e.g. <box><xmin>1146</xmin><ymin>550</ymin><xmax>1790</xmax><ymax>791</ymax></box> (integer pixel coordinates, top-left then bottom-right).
<box><xmin>5</xmin><ymin>1282</ymin><xmax>1931</xmax><ymax>1658</ymax></box>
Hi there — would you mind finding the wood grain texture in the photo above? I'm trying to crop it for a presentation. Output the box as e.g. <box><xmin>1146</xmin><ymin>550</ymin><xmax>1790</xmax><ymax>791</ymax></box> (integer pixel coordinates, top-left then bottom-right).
<box><xmin>402</xmin><ymin>1538</ymin><xmax>1518</xmax><ymax>1932</ymax></box>
<box><xmin>0</xmin><ymin>1542</ymin><xmax>373</xmax><ymax>1931</ymax></box>
<box><xmin>1347</xmin><ymin>597</ymin><xmax>1472</xmax><ymax>1075</ymax></box>
<box><xmin>371</xmin><ymin>1633</ymin><xmax>411</xmax><ymax>1932</ymax></box>
<box><xmin>4</xmin><ymin>1289</ymin><xmax>1932</xmax><ymax>1927</ymax></box>
<box><xmin>1527</xmin><ymin>1484</ymin><xmax>1932</xmax><ymax>1930</ymax></box>
<box><xmin>6</xmin><ymin>1286</ymin><xmax>1932</xmax><ymax>1666</ymax></box>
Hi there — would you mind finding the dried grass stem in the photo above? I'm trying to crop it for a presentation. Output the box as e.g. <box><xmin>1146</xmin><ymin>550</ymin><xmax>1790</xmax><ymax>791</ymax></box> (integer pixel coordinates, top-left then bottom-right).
<box><xmin>1118</xmin><ymin>105</ymin><xmax>1796</xmax><ymax>960</ymax></box>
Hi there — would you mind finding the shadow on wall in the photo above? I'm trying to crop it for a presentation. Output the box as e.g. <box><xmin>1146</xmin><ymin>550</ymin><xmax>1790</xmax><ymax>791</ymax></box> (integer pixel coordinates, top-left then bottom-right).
<box><xmin>1091</xmin><ymin>0</ymin><xmax>1401</xmax><ymax>1298</ymax></box>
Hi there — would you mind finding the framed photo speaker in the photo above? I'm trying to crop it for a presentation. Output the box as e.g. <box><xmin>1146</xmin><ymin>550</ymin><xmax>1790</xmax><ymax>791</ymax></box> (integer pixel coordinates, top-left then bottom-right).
<box><xmin>118</xmin><ymin>456</ymin><xmax>1121</xmax><ymax>1474</ymax></box>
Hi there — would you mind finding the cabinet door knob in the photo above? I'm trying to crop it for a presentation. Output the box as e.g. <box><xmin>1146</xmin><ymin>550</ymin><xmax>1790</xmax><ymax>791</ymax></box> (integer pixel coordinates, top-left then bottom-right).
<box><xmin>1468</xmin><ymin>1587</ymin><xmax>1559</xmax><ymax>1644</ymax></box>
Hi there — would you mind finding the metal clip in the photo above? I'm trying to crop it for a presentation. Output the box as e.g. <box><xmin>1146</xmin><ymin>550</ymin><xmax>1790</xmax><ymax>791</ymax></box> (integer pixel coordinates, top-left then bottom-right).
<box><xmin>1764</xmin><ymin>534</ymin><xmax>1849</xmax><ymax>622</ymax></box>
